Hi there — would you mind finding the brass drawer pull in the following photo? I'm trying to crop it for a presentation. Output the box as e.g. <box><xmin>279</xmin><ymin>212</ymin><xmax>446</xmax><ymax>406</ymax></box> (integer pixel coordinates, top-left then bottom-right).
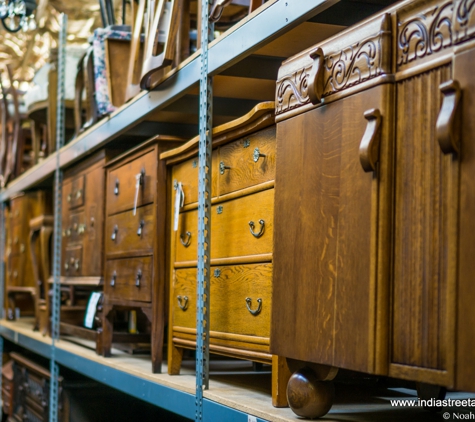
<box><xmin>114</xmin><ymin>179</ymin><xmax>119</xmax><ymax>195</ymax></box>
<box><xmin>249</xmin><ymin>219</ymin><xmax>265</xmax><ymax>238</ymax></box>
<box><xmin>253</xmin><ymin>147</ymin><xmax>266</xmax><ymax>163</ymax></box>
<box><xmin>135</xmin><ymin>269</ymin><xmax>142</xmax><ymax>287</ymax></box>
<box><xmin>67</xmin><ymin>194</ymin><xmax>72</xmax><ymax>202</ymax></box>
<box><xmin>245</xmin><ymin>297</ymin><xmax>262</xmax><ymax>316</ymax></box>
<box><xmin>219</xmin><ymin>161</ymin><xmax>231</xmax><ymax>175</ymax></box>
<box><xmin>76</xmin><ymin>189</ymin><xmax>82</xmax><ymax>199</ymax></box>
<box><xmin>180</xmin><ymin>231</ymin><xmax>192</xmax><ymax>247</ymax></box>
<box><xmin>110</xmin><ymin>271</ymin><xmax>116</xmax><ymax>287</ymax></box>
<box><xmin>74</xmin><ymin>259</ymin><xmax>80</xmax><ymax>271</ymax></box>
<box><xmin>20</xmin><ymin>243</ymin><xmax>25</xmax><ymax>253</ymax></box>
<box><xmin>64</xmin><ymin>262</ymin><xmax>69</xmax><ymax>271</ymax></box>
<box><xmin>78</xmin><ymin>223</ymin><xmax>86</xmax><ymax>234</ymax></box>
<box><xmin>111</xmin><ymin>225</ymin><xmax>118</xmax><ymax>241</ymax></box>
<box><xmin>137</xmin><ymin>220</ymin><xmax>144</xmax><ymax>237</ymax></box>
<box><xmin>437</xmin><ymin>79</ymin><xmax>462</xmax><ymax>154</ymax></box>
<box><xmin>177</xmin><ymin>295</ymin><xmax>188</xmax><ymax>311</ymax></box>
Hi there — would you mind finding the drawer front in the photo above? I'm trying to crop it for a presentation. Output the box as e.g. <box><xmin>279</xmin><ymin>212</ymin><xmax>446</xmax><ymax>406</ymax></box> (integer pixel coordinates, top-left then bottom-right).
<box><xmin>7</xmin><ymin>254</ymin><xmax>22</xmax><ymax>287</ymax></box>
<box><xmin>173</xmin><ymin>263</ymin><xmax>272</xmax><ymax>338</ymax></box>
<box><xmin>105</xmin><ymin>256</ymin><xmax>153</xmax><ymax>302</ymax></box>
<box><xmin>218</xmin><ymin>127</ymin><xmax>275</xmax><ymax>196</ymax></box>
<box><xmin>63</xmin><ymin>246</ymin><xmax>83</xmax><ymax>277</ymax></box>
<box><xmin>9</xmin><ymin>197</ymin><xmax>25</xmax><ymax>226</ymax></box>
<box><xmin>65</xmin><ymin>174</ymin><xmax>85</xmax><ymax>209</ymax></box>
<box><xmin>176</xmin><ymin>189</ymin><xmax>274</xmax><ymax>263</ymax></box>
<box><xmin>105</xmin><ymin>204</ymin><xmax>155</xmax><ymax>255</ymax></box>
<box><xmin>63</xmin><ymin>211</ymin><xmax>86</xmax><ymax>245</ymax></box>
<box><xmin>171</xmin><ymin>151</ymin><xmax>218</xmax><ymax>206</ymax></box>
<box><xmin>107</xmin><ymin>149</ymin><xmax>157</xmax><ymax>215</ymax></box>
<box><xmin>10</xmin><ymin>223</ymin><xmax>26</xmax><ymax>255</ymax></box>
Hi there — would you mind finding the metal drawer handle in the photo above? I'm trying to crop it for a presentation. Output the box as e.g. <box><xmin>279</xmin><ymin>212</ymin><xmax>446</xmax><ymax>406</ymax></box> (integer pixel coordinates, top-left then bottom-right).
<box><xmin>437</xmin><ymin>79</ymin><xmax>462</xmax><ymax>154</ymax></box>
<box><xmin>76</xmin><ymin>189</ymin><xmax>82</xmax><ymax>199</ymax></box>
<box><xmin>177</xmin><ymin>295</ymin><xmax>188</xmax><ymax>311</ymax></box>
<box><xmin>110</xmin><ymin>271</ymin><xmax>116</xmax><ymax>287</ymax></box>
<box><xmin>114</xmin><ymin>179</ymin><xmax>119</xmax><ymax>195</ymax></box>
<box><xmin>67</xmin><ymin>194</ymin><xmax>72</xmax><ymax>202</ymax></box>
<box><xmin>137</xmin><ymin>220</ymin><xmax>144</xmax><ymax>237</ymax></box>
<box><xmin>219</xmin><ymin>161</ymin><xmax>231</xmax><ymax>175</ymax></box>
<box><xmin>64</xmin><ymin>262</ymin><xmax>69</xmax><ymax>271</ymax></box>
<box><xmin>253</xmin><ymin>147</ymin><xmax>266</xmax><ymax>163</ymax></box>
<box><xmin>111</xmin><ymin>225</ymin><xmax>118</xmax><ymax>241</ymax></box>
<box><xmin>359</xmin><ymin>108</ymin><xmax>382</xmax><ymax>172</ymax></box>
<box><xmin>74</xmin><ymin>259</ymin><xmax>80</xmax><ymax>271</ymax></box>
<box><xmin>20</xmin><ymin>243</ymin><xmax>25</xmax><ymax>253</ymax></box>
<box><xmin>249</xmin><ymin>220</ymin><xmax>265</xmax><ymax>238</ymax></box>
<box><xmin>245</xmin><ymin>297</ymin><xmax>262</xmax><ymax>316</ymax></box>
<box><xmin>135</xmin><ymin>269</ymin><xmax>142</xmax><ymax>287</ymax></box>
<box><xmin>78</xmin><ymin>223</ymin><xmax>86</xmax><ymax>234</ymax></box>
<box><xmin>180</xmin><ymin>231</ymin><xmax>192</xmax><ymax>247</ymax></box>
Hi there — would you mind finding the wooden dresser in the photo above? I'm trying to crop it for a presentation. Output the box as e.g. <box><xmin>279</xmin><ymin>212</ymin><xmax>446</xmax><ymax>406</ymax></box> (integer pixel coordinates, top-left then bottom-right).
<box><xmin>162</xmin><ymin>103</ymin><xmax>289</xmax><ymax>407</ymax></box>
<box><xmin>102</xmin><ymin>135</ymin><xmax>183</xmax><ymax>373</ymax></box>
<box><xmin>271</xmin><ymin>0</ymin><xmax>475</xmax><ymax>417</ymax></box>
<box><xmin>5</xmin><ymin>191</ymin><xmax>52</xmax><ymax>324</ymax></box>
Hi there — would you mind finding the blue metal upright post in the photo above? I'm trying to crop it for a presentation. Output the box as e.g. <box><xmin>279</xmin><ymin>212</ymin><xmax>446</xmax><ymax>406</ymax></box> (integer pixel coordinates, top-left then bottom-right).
<box><xmin>49</xmin><ymin>13</ymin><xmax>67</xmax><ymax>422</ymax></box>
<box><xmin>196</xmin><ymin>1</ymin><xmax>214</xmax><ymax>420</ymax></box>
<box><xmin>0</xmin><ymin>200</ymin><xmax>5</xmax><ymax>408</ymax></box>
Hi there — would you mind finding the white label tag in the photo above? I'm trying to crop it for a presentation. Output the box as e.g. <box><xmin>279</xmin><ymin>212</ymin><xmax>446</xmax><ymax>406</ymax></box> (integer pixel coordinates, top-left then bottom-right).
<box><xmin>247</xmin><ymin>416</ymin><xmax>257</xmax><ymax>422</ymax></box>
<box><xmin>84</xmin><ymin>292</ymin><xmax>102</xmax><ymax>329</ymax></box>
<box><xmin>174</xmin><ymin>182</ymin><xmax>184</xmax><ymax>231</ymax></box>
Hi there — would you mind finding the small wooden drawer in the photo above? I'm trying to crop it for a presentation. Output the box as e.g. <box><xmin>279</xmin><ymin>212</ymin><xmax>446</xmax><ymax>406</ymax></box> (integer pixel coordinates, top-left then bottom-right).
<box><xmin>7</xmin><ymin>254</ymin><xmax>22</xmax><ymax>286</ymax></box>
<box><xmin>10</xmin><ymin>224</ymin><xmax>26</xmax><ymax>255</ymax></box>
<box><xmin>105</xmin><ymin>256</ymin><xmax>153</xmax><ymax>302</ymax></box>
<box><xmin>63</xmin><ymin>211</ymin><xmax>86</xmax><ymax>245</ymax></box>
<box><xmin>63</xmin><ymin>246</ymin><xmax>83</xmax><ymax>277</ymax></box>
<box><xmin>218</xmin><ymin>127</ymin><xmax>275</xmax><ymax>196</ymax></box>
<box><xmin>107</xmin><ymin>149</ymin><xmax>157</xmax><ymax>215</ymax></box>
<box><xmin>65</xmin><ymin>174</ymin><xmax>85</xmax><ymax>209</ymax></box>
<box><xmin>173</xmin><ymin>263</ymin><xmax>272</xmax><ymax>338</ymax></box>
<box><xmin>171</xmin><ymin>151</ymin><xmax>218</xmax><ymax>206</ymax></box>
<box><xmin>105</xmin><ymin>204</ymin><xmax>155</xmax><ymax>256</ymax></box>
<box><xmin>24</xmin><ymin>371</ymin><xmax>47</xmax><ymax>406</ymax></box>
<box><xmin>175</xmin><ymin>188</ymin><xmax>274</xmax><ymax>263</ymax></box>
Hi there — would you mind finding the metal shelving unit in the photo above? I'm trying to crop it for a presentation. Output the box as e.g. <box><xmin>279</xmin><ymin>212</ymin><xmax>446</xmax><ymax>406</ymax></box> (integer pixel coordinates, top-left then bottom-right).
<box><xmin>0</xmin><ymin>0</ymin><xmax>394</xmax><ymax>420</ymax></box>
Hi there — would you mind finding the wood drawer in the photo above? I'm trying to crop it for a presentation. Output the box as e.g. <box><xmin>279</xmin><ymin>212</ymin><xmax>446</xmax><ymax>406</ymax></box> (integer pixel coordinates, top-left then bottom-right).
<box><xmin>173</xmin><ymin>263</ymin><xmax>272</xmax><ymax>339</ymax></box>
<box><xmin>176</xmin><ymin>188</ymin><xmax>274</xmax><ymax>263</ymax></box>
<box><xmin>9</xmin><ymin>197</ymin><xmax>24</xmax><ymax>226</ymax></box>
<box><xmin>63</xmin><ymin>246</ymin><xmax>83</xmax><ymax>277</ymax></box>
<box><xmin>171</xmin><ymin>151</ymin><xmax>218</xmax><ymax>206</ymax></box>
<box><xmin>7</xmin><ymin>254</ymin><xmax>22</xmax><ymax>287</ymax></box>
<box><xmin>64</xmin><ymin>174</ymin><xmax>85</xmax><ymax>209</ymax></box>
<box><xmin>218</xmin><ymin>126</ymin><xmax>275</xmax><ymax>196</ymax></box>
<box><xmin>107</xmin><ymin>149</ymin><xmax>157</xmax><ymax>215</ymax></box>
<box><xmin>105</xmin><ymin>204</ymin><xmax>155</xmax><ymax>256</ymax></box>
<box><xmin>105</xmin><ymin>256</ymin><xmax>153</xmax><ymax>302</ymax></box>
<box><xmin>63</xmin><ymin>210</ymin><xmax>86</xmax><ymax>245</ymax></box>
<box><xmin>9</xmin><ymin>223</ymin><xmax>26</xmax><ymax>255</ymax></box>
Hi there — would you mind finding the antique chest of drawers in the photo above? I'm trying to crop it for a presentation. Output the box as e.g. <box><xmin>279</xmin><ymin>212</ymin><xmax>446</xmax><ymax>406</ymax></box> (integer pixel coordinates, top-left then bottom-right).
<box><xmin>102</xmin><ymin>135</ymin><xmax>183</xmax><ymax>373</ymax></box>
<box><xmin>271</xmin><ymin>0</ymin><xmax>475</xmax><ymax>417</ymax></box>
<box><xmin>162</xmin><ymin>102</ymin><xmax>289</xmax><ymax>407</ymax></box>
<box><xmin>5</xmin><ymin>190</ymin><xmax>52</xmax><ymax>325</ymax></box>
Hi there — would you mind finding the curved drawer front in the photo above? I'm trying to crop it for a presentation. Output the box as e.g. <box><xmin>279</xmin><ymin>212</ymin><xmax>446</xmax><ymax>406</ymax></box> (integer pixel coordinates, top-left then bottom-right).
<box><xmin>218</xmin><ymin>127</ymin><xmax>275</xmax><ymax>196</ymax></box>
<box><xmin>171</xmin><ymin>151</ymin><xmax>218</xmax><ymax>206</ymax></box>
<box><xmin>105</xmin><ymin>256</ymin><xmax>152</xmax><ymax>302</ymax></box>
<box><xmin>63</xmin><ymin>211</ymin><xmax>86</xmax><ymax>245</ymax></box>
<box><xmin>107</xmin><ymin>149</ymin><xmax>157</xmax><ymax>215</ymax></box>
<box><xmin>105</xmin><ymin>204</ymin><xmax>155</xmax><ymax>256</ymax></box>
<box><xmin>173</xmin><ymin>263</ymin><xmax>272</xmax><ymax>339</ymax></box>
<box><xmin>175</xmin><ymin>188</ymin><xmax>274</xmax><ymax>263</ymax></box>
<box><xmin>64</xmin><ymin>174</ymin><xmax>85</xmax><ymax>209</ymax></box>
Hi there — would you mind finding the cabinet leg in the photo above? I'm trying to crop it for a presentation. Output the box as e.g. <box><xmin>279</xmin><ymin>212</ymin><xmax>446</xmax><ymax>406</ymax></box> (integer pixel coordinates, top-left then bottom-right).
<box><xmin>416</xmin><ymin>382</ymin><xmax>447</xmax><ymax>411</ymax></box>
<box><xmin>272</xmin><ymin>355</ymin><xmax>291</xmax><ymax>408</ymax></box>
<box><xmin>287</xmin><ymin>367</ymin><xmax>335</xmax><ymax>418</ymax></box>
<box><xmin>146</xmin><ymin>306</ymin><xmax>163</xmax><ymax>374</ymax></box>
<box><xmin>102</xmin><ymin>306</ymin><xmax>114</xmax><ymax>357</ymax></box>
<box><xmin>7</xmin><ymin>294</ymin><xmax>15</xmax><ymax>321</ymax></box>
<box><xmin>168</xmin><ymin>342</ymin><xmax>183</xmax><ymax>375</ymax></box>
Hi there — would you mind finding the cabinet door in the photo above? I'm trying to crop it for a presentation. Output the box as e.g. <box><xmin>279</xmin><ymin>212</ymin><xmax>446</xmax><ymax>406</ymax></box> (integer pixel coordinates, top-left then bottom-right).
<box><xmin>271</xmin><ymin>84</ymin><xmax>393</xmax><ymax>375</ymax></box>
<box><xmin>389</xmin><ymin>63</ymin><xmax>458</xmax><ymax>387</ymax></box>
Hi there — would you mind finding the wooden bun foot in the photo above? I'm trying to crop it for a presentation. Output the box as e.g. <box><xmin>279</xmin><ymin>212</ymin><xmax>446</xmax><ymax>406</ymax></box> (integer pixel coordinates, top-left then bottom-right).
<box><xmin>286</xmin><ymin>367</ymin><xmax>334</xmax><ymax>419</ymax></box>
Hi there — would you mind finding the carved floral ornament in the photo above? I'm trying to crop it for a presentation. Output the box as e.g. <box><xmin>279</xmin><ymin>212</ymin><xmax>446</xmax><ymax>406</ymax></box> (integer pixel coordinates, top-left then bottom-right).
<box><xmin>276</xmin><ymin>29</ymin><xmax>389</xmax><ymax>115</ymax></box>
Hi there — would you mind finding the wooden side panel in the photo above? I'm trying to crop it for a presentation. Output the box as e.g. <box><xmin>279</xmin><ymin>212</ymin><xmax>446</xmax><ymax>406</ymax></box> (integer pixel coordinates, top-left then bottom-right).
<box><xmin>455</xmin><ymin>48</ymin><xmax>475</xmax><ymax>391</ymax></box>
<box><xmin>272</xmin><ymin>85</ymin><xmax>389</xmax><ymax>373</ymax></box>
<box><xmin>391</xmin><ymin>65</ymin><xmax>454</xmax><ymax>373</ymax></box>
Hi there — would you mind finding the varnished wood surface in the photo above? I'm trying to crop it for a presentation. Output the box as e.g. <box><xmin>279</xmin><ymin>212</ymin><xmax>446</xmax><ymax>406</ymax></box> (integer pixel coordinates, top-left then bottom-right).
<box><xmin>172</xmin><ymin>263</ymin><xmax>272</xmax><ymax>339</ymax></box>
<box><xmin>105</xmin><ymin>203</ymin><xmax>155</xmax><ymax>257</ymax></box>
<box><xmin>390</xmin><ymin>64</ymin><xmax>454</xmax><ymax>384</ymax></box>
<box><xmin>105</xmin><ymin>256</ymin><xmax>153</xmax><ymax>303</ymax></box>
<box><xmin>271</xmin><ymin>84</ymin><xmax>392</xmax><ymax>374</ymax></box>
<box><xmin>175</xmin><ymin>188</ymin><xmax>274</xmax><ymax>263</ymax></box>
